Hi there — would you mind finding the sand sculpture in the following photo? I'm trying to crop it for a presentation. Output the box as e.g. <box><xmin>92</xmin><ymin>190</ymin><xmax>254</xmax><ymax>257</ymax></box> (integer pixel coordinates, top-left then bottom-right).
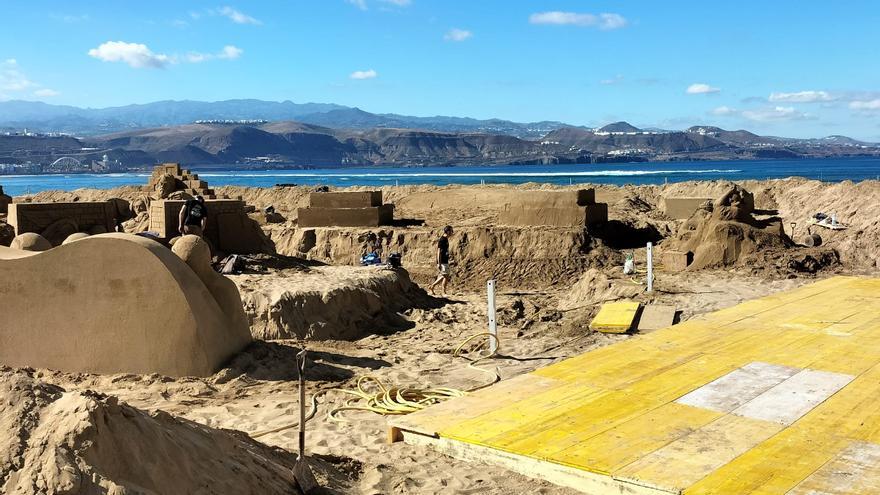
<box><xmin>664</xmin><ymin>185</ymin><xmax>792</xmax><ymax>270</ymax></box>
<box><xmin>6</xmin><ymin>200</ymin><xmax>131</xmax><ymax>246</ymax></box>
<box><xmin>297</xmin><ymin>190</ymin><xmax>395</xmax><ymax>227</ymax></box>
<box><xmin>498</xmin><ymin>189</ymin><xmax>608</xmax><ymax>227</ymax></box>
<box><xmin>149</xmin><ymin>199</ymin><xmax>271</xmax><ymax>253</ymax></box>
<box><xmin>145</xmin><ymin>162</ymin><xmax>216</xmax><ymax>199</ymax></box>
<box><xmin>0</xmin><ymin>233</ymin><xmax>251</xmax><ymax>376</ymax></box>
<box><xmin>660</xmin><ymin>196</ymin><xmax>713</xmax><ymax>219</ymax></box>
<box><xmin>0</xmin><ymin>185</ymin><xmax>10</xmax><ymax>214</ymax></box>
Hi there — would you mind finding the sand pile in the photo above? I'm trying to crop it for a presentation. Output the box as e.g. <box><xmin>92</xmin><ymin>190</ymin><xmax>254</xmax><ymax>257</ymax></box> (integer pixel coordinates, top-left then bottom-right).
<box><xmin>0</xmin><ymin>367</ymin><xmax>304</xmax><ymax>494</ymax></box>
<box><xmin>558</xmin><ymin>268</ymin><xmax>643</xmax><ymax>311</ymax></box>
<box><xmin>234</xmin><ymin>263</ymin><xmax>433</xmax><ymax>340</ymax></box>
<box><xmin>665</xmin><ymin>185</ymin><xmax>795</xmax><ymax>270</ymax></box>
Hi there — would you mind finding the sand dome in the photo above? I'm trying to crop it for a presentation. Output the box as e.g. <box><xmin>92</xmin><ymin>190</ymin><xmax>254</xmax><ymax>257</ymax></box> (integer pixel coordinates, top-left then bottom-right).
<box><xmin>11</xmin><ymin>233</ymin><xmax>52</xmax><ymax>252</ymax></box>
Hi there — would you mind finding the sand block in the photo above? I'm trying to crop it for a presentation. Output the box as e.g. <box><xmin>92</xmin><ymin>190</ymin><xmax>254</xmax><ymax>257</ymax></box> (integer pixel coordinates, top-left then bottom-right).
<box><xmin>499</xmin><ymin>204</ymin><xmax>607</xmax><ymax>227</ymax></box>
<box><xmin>310</xmin><ymin>191</ymin><xmax>383</xmax><ymax>208</ymax></box>
<box><xmin>514</xmin><ymin>189</ymin><xmax>596</xmax><ymax>208</ymax></box>
<box><xmin>149</xmin><ymin>199</ymin><xmax>266</xmax><ymax>253</ymax></box>
<box><xmin>590</xmin><ymin>300</ymin><xmax>641</xmax><ymax>333</ymax></box>
<box><xmin>7</xmin><ymin>202</ymin><xmax>117</xmax><ymax>244</ymax></box>
<box><xmin>662</xmin><ymin>250</ymin><xmax>692</xmax><ymax>272</ymax></box>
<box><xmin>186</xmin><ymin>179</ymin><xmax>208</xmax><ymax>189</ymax></box>
<box><xmin>297</xmin><ymin>204</ymin><xmax>394</xmax><ymax>227</ymax></box>
<box><xmin>662</xmin><ymin>197</ymin><xmax>712</xmax><ymax>219</ymax></box>
<box><xmin>0</xmin><ymin>233</ymin><xmax>252</xmax><ymax>376</ymax></box>
<box><xmin>636</xmin><ymin>305</ymin><xmax>677</xmax><ymax>332</ymax></box>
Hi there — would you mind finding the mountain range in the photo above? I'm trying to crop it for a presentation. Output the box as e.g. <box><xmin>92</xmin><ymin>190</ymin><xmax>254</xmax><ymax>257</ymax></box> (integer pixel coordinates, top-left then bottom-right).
<box><xmin>0</xmin><ymin>99</ymin><xmax>878</xmax><ymax>169</ymax></box>
<box><xmin>0</xmin><ymin>99</ymin><xmax>569</xmax><ymax>139</ymax></box>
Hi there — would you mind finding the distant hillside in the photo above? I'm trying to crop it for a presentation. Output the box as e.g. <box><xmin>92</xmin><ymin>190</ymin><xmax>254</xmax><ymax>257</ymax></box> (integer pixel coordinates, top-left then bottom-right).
<box><xmin>0</xmin><ymin>99</ymin><xmax>570</xmax><ymax>139</ymax></box>
<box><xmin>598</xmin><ymin>121</ymin><xmax>641</xmax><ymax>133</ymax></box>
<box><xmin>2</xmin><ymin>117</ymin><xmax>878</xmax><ymax>170</ymax></box>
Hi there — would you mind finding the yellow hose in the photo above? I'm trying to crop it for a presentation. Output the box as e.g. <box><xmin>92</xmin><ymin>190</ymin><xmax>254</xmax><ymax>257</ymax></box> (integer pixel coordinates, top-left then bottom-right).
<box><xmin>328</xmin><ymin>332</ymin><xmax>501</xmax><ymax>422</ymax></box>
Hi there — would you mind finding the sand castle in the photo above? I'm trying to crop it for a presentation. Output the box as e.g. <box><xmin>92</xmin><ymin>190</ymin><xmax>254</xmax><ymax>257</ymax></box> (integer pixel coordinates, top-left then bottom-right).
<box><xmin>0</xmin><ymin>233</ymin><xmax>251</xmax><ymax>376</ymax></box>
<box><xmin>297</xmin><ymin>190</ymin><xmax>395</xmax><ymax>227</ymax></box>
<box><xmin>663</xmin><ymin>185</ymin><xmax>792</xmax><ymax>271</ymax></box>
<box><xmin>145</xmin><ymin>162</ymin><xmax>216</xmax><ymax>199</ymax></box>
<box><xmin>6</xmin><ymin>200</ymin><xmax>127</xmax><ymax>246</ymax></box>
<box><xmin>498</xmin><ymin>189</ymin><xmax>608</xmax><ymax>227</ymax></box>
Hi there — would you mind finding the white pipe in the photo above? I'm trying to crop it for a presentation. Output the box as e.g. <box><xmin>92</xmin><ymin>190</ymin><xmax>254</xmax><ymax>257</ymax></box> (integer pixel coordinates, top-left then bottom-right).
<box><xmin>487</xmin><ymin>279</ymin><xmax>498</xmax><ymax>354</ymax></box>
<box><xmin>646</xmin><ymin>242</ymin><xmax>654</xmax><ymax>293</ymax></box>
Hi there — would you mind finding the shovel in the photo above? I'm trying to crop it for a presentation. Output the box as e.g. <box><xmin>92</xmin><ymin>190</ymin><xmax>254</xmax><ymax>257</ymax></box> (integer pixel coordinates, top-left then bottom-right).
<box><xmin>293</xmin><ymin>349</ymin><xmax>319</xmax><ymax>493</ymax></box>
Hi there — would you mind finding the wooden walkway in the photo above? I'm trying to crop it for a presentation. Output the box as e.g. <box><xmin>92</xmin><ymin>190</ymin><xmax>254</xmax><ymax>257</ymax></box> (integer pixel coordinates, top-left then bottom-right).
<box><xmin>390</xmin><ymin>276</ymin><xmax>880</xmax><ymax>494</ymax></box>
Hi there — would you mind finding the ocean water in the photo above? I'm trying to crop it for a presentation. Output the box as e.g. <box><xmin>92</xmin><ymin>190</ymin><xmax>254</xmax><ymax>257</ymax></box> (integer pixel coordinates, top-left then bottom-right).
<box><xmin>2</xmin><ymin>158</ymin><xmax>879</xmax><ymax>196</ymax></box>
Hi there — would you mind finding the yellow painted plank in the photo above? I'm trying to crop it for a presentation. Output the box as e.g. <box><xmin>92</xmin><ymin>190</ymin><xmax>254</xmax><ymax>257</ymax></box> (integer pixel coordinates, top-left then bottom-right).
<box><xmin>788</xmin><ymin>441</ymin><xmax>880</xmax><ymax>495</ymax></box>
<box><xmin>615</xmin><ymin>415</ymin><xmax>784</xmax><ymax>493</ymax></box>
<box><xmin>590</xmin><ymin>300</ymin><xmax>641</xmax><ymax>333</ymax></box>
<box><xmin>552</xmin><ymin>402</ymin><xmax>722</xmax><ymax>474</ymax></box>
<box><xmin>440</xmin><ymin>382</ymin><xmax>606</xmax><ymax>445</ymax></box>
<box><xmin>685</xmin><ymin>363</ymin><xmax>880</xmax><ymax>494</ymax></box>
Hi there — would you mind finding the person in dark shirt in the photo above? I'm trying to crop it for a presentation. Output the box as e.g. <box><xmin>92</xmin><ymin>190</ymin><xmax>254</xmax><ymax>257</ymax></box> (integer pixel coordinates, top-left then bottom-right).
<box><xmin>428</xmin><ymin>225</ymin><xmax>454</xmax><ymax>296</ymax></box>
<box><xmin>178</xmin><ymin>196</ymin><xmax>208</xmax><ymax>237</ymax></box>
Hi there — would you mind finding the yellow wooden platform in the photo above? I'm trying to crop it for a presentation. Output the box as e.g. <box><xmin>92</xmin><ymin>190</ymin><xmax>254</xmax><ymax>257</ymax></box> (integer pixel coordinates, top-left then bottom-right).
<box><xmin>589</xmin><ymin>300</ymin><xmax>641</xmax><ymax>333</ymax></box>
<box><xmin>390</xmin><ymin>277</ymin><xmax>880</xmax><ymax>494</ymax></box>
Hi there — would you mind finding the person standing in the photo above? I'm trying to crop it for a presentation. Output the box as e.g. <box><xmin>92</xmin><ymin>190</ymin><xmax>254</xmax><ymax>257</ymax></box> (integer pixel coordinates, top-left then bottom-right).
<box><xmin>179</xmin><ymin>195</ymin><xmax>208</xmax><ymax>237</ymax></box>
<box><xmin>428</xmin><ymin>225</ymin><xmax>454</xmax><ymax>296</ymax></box>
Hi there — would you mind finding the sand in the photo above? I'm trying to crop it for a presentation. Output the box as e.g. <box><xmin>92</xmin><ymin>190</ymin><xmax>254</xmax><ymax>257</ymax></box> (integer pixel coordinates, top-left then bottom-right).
<box><xmin>1</xmin><ymin>178</ymin><xmax>876</xmax><ymax>493</ymax></box>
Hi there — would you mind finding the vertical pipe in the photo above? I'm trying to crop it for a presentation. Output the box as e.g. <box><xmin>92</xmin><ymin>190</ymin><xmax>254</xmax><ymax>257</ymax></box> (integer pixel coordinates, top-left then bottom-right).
<box><xmin>646</xmin><ymin>242</ymin><xmax>654</xmax><ymax>293</ymax></box>
<box><xmin>487</xmin><ymin>279</ymin><xmax>498</xmax><ymax>354</ymax></box>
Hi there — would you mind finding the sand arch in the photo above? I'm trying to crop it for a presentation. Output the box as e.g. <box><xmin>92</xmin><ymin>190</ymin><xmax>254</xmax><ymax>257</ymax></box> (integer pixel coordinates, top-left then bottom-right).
<box><xmin>0</xmin><ymin>233</ymin><xmax>251</xmax><ymax>376</ymax></box>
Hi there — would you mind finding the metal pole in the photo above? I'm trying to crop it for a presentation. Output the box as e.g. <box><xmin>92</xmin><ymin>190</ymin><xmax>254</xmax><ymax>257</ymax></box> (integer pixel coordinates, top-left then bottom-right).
<box><xmin>296</xmin><ymin>349</ymin><xmax>307</xmax><ymax>458</ymax></box>
<box><xmin>646</xmin><ymin>242</ymin><xmax>654</xmax><ymax>293</ymax></box>
<box><xmin>487</xmin><ymin>279</ymin><xmax>498</xmax><ymax>354</ymax></box>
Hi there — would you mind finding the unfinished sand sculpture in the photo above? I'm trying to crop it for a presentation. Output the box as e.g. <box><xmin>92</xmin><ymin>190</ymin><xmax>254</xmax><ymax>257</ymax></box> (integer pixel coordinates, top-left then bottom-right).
<box><xmin>660</xmin><ymin>196</ymin><xmax>713</xmax><ymax>219</ymax></box>
<box><xmin>6</xmin><ymin>201</ymin><xmax>131</xmax><ymax>246</ymax></box>
<box><xmin>297</xmin><ymin>190</ymin><xmax>395</xmax><ymax>227</ymax></box>
<box><xmin>149</xmin><ymin>199</ymin><xmax>272</xmax><ymax>254</ymax></box>
<box><xmin>0</xmin><ymin>368</ymin><xmax>301</xmax><ymax>494</ymax></box>
<box><xmin>498</xmin><ymin>189</ymin><xmax>608</xmax><ymax>227</ymax></box>
<box><xmin>0</xmin><ymin>233</ymin><xmax>251</xmax><ymax>376</ymax></box>
<box><xmin>145</xmin><ymin>162</ymin><xmax>216</xmax><ymax>200</ymax></box>
<box><xmin>664</xmin><ymin>185</ymin><xmax>792</xmax><ymax>270</ymax></box>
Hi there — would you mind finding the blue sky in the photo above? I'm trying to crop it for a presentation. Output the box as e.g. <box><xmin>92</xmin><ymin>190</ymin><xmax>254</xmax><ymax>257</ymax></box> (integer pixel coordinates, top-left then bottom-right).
<box><xmin>2</xmin><ymin>0</ymin><xmax>879</xmax><ymax>139</ymax></box>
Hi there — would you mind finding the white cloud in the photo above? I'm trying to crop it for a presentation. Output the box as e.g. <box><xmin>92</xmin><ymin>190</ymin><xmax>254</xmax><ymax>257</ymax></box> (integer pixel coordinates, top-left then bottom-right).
<box><xmin>711</xmin><ymin>106</ymin><xmax>737</xmax><ymax>116</ymax></box>
<box><xmin>218</xmin><ymin>6</ymin><xmax>261</xmax><ymax>25</ymax></box>
<box><xmin>600</xmin><ymin>74</ymin><xmax>624</xmax><ymax>85</ymax></box>
<box><xmin>529</xmin><ymin>11</ymin><xmax>628</xmax><ymax>30</ymax></box>
<box><xmin>187</xmin><ymin>45</ymin><xmax>243</xmax><ymax>63</ymax></box>
<box><xmin>769</xmin><ymin>90</ymin><xmax>833</xmax><ymax>103</ymax></box>
<box><xmin>381</xmin><ymin>0</ymin><xmax>411</xmax><ymax>5</ymax></box>
<box><xmin>742</xmin><ymin>106</ymin><xmax>812</xmax><ymax>122</ymax></box>
<box><xmin>350</xmin><ymin>69</ymin><xmax>378</xmax><ymax>80</ymax></box>
<box><xmin>34</xmin><ymin>88</ymin><xmax>60</xmax><ymax>97</ymax></box>
<box><xmin>0</xmin><ymin>59</ymin><xmax>33</xmax><ymax>91</ymax></box>
<box><xmin>686</xmin><ymin>83</ymin><xmax>720</xmax><ymax>95</ymax></box>
<box><xmin>88</xmin><ymin>41</ymin><xmax>171</xmax><ymax>69</ymax></box>
<box><xmin>347</xmin><ymin>0</ymin><xmax>368</xmax><ymax>10</ymax></box>
<box><xmin>51</xmin><ymin>13</ymin><xmax>89</xmax><ymax>23</ymax></box>
<box><xmin>850</xmin><ymin>99</ymin><xmax>880</xmax><ymax>111</ymax></box>
<box><xmin>444</xmin><ymin>28</ymin><xmax>472</xmax><ymax>42</ymax></box>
